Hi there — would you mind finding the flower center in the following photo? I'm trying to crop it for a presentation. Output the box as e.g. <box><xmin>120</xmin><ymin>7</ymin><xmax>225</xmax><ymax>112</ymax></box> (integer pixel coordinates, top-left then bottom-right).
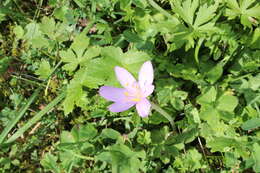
<box><xmin>124</xmin><ymin>83</ymin><xmax>143</xmax><ymax>102</ymax></box>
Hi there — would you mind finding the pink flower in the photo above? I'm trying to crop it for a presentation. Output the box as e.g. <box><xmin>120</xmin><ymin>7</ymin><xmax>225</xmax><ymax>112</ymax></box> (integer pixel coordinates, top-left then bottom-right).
<box><xmin>99</xmin><ymin>61</ymin><xmax>154</xmax><ymax>117</ymax></box>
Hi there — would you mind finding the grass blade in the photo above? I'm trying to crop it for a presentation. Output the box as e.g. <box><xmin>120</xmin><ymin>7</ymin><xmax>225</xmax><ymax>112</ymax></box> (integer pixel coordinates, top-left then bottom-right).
<box><xmin>6</xmin><ymin>91</ymin><xmax>66</xmax><ymax>143</ymax></box>
<box><xmin>0</xmin><ymin>88</ymin><xmax>41</xmax><ymax>144</ymax></box>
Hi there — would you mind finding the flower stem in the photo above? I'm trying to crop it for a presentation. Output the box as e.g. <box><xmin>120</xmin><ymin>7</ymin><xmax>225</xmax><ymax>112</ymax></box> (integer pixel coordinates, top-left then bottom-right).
<box><xmin>150</xmin><ymin>102</ymin><xmax>176</xmax><ymax>131</ymax></box>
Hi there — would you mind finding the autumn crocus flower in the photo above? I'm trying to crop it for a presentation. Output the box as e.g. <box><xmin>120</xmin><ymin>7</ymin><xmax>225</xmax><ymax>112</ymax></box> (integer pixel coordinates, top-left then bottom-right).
<box><xmin>99</xmin><ymin>61</ymin><xmax>154</xmax><ymax>117</ymax></box>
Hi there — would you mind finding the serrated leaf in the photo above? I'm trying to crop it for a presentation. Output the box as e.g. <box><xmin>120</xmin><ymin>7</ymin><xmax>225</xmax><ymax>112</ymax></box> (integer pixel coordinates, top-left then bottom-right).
<box><xmin>206</xmin><ymin>137</ymin><xmax>237</xmax><ymax>152</ymax></box>
<box><xmin>79</xmin><ymin>47</ymin><xmax>150</xmax><ymax>88</ymax></box>
<box><xmin>63</xmin><ymin>80</ymin><xmax>83</xmax><ymax>115</ymax></box>
<box><xmin>24</xmin><ymin>22</ymin><xmax>41</xmax><ymax>40</ymax></box>
<box><xmin>40</xmin><ymin>153</ymin><xmax>60</xmax><ymax>173</ymax></box>
<box><xmin>35</xmin><ymin>60</ymin><xmax>52</xmax><ymax>79</ymax></box>
<box><xmin>71</xmin><ymin>33</ymin><xmax>89</xmax><ymax>58</ymax></box>
<box><xmin>60</xmin><ymin>49</ymin><xmax>78</xmax><ymax>73</ymax></box>
<box><xmin>225</xmin><ymin>0</ymin><xmax>260</xmax><ymax>27</ymax></box>
<box><xmin>40</xmin><ymin>16</ymin><xmax>56</xmax><ymax>39</ymax></box>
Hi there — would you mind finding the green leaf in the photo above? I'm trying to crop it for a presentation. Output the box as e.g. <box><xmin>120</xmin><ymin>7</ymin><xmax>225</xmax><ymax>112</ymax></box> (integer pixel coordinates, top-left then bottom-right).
<box><xmin>137</xmin><ymin>130</ymin><xmax>151</xmax><ymax>145</ymax></box>
<box><xmin>63</xmin><ymin>80</ymin><xmax>83</xmax><ymax>115</ymax></box>
<box><xmin>60</xmin><ymin>49</ymin><xmax>79</xmax><ymax>73</ymax></box>
<box><xmin>157</xmin><ymin>88</ymin><xmax>172</xmax><ymax>106</ymax></box>
<box><xmin>170</xmin><ymin>98</ymin><xmax>184</xmax><ymax>111</ymax></box>
<box><xmin>107</xmin><ymin>143</ymin><xmax>146</xmax><ymax>173</ymax></box>
<box><xmin>13</xmin><ymin>25</ymin><xmax>24</xmax><ymax>39</ymax></box>
<box><xmin>225</xmin><ymin>0</ymin><xmax>260</xmax><ymax>28</ymax></box>
<box><xmin>0</xmin><ymin>57</ymin><xmax>10</xmax><ymax>74</ymax></box>
<box><xmin>40</xmin><ymin>153</ymin><xmax>60</xmax><ymax>173</ymax></box>
<box><xmin>101</xmin><ymin>128</ymin><xmax>121</xmax><ymax>140</ymax></box>
<box><xmin>169</xmin><ymin>0</ymin><xmax>218</xmax><ymax>50</ymax></box>
<box><xmin>205</xmin><ymin>64</ymin><xmax>223</xmax><ymax>84</ymax></box>
<box><xmin>197</xmin><ymin>87</ymin><xmax>217</xmax><ymax>105</ymax></box>
<box><xmin>40</xmin><ymin>16</ymin><xmax>56</xmax><ymax>39</ymax></box>
<box><xmin>166</xmin><ymin>128</ymin><xmax>198</xmax><ymax>145</ymax></box>
<box><xmin>35</xmin><ymin>60</ymin><xmax>52</xmax><ymax>79</ymax></box>
<box><xmin>24</xmin><ymin>22</ymin><xmax>41</xmax><ymax>40</ymax></box>
<box><xmin>207</xmin><ymin>137</ymin><xmax>236</xmax><ymax>152</ymax></box>
<box><xmin>252</xmin><ymin>143</ymin><xmax>260</xmax><ymax>172</ymax></box>
<box><xmin>60</xmin><ymin>33</ymin><xmax>92</xmax><ymax>73</ymax></box>
<box><xmin>79</xmin><ymin>47</ymin><xmax>150</xmax><ymax>88</ymax></box>
<box><xmin>71</xmin><ymin>124</ymin><xmax>97</xmax><ymax>141</ymax></box>
<box><xmin>70</xmin><ymin>33</ymin><xmax>89</xmax><ymax>58</ymax></box>
<box><xmin>172</xmin><ymin>0</ymin><xmax>199</xmax><ymax>26</ymax></box>
<box><xmin>241</xmin><ymin>118</ymin><xmax>260</xmax><ymax>130</ymax></box>
<box><xmin>123</xmin><ymin>30</ymin><xmax>143</xmax><ymax>43</ymax></box>
<box><xmin>216</xmin><ymin>95</ymin><xmax>238</xmax><ymax>112</ymax></box>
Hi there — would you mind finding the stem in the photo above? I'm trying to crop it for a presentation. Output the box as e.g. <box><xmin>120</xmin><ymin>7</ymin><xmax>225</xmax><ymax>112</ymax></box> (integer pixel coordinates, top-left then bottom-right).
<box><xmin>147</xmin><ymin>0</ymin><xmax>173</xmax><ymax>19</ymax></box>
<box><xmin>150</xmin><ymin>102</ymin><xmax>176</xmax><ymax>131</ymax></box>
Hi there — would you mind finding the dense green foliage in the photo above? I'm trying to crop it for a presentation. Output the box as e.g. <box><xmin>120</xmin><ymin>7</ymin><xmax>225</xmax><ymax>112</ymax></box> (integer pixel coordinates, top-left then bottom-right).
<box><xmin>0</xmin><ymin>0</ymin><xmax>260</xmax><ymax>172</ymax></box>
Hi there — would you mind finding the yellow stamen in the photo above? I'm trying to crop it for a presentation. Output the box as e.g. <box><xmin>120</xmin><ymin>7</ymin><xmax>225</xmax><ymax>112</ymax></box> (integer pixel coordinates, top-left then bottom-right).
<box><xmin>124</xmin><ymin>92</ymin><xmax>129</xmax><ymax>96</ymax></box>
<box><xmin>131</xmin><ymin>98</ymin><xmax>141</xmax><ymax>102</ymax></box>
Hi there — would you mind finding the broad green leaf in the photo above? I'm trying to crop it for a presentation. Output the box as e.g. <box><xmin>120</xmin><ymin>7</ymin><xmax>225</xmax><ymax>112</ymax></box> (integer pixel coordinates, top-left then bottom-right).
<box><xmin>60</xmin><ymin>33</ymin><xmax>92</xmax><ymax>73</ymax></box>
<box><xmin>71</xmin><ymin>124</ymin><xmax>97</xmax><ymax>141</ymax></box>
<box><xmin>13</xmin><ymin>25</ymin><xmax>24</xmax><ymax>39</ymax></box>
<box><xmin>24</xmin><ymin>22</ymin><xmax>41</xmax><ymax>40</ymax></box>
<box><xmin>157</xmin><ymin>88</ymin><xmax>172</xmax><ymax>106</ymax></box>
<box><xmin>205</xmin><ymin>64</ymin><xmax>223</xmax><ymax>84</ymax></box>
<box><xmin>107</xmin><ymin>143</ymin><xmax>146</xmax><ymax>173</ymax></box>
<box><xmin>197</xmin><ymin>87</ymin><xmax>217</xmax><ymax>105</ymax></box>
<box><xmin>166</xmin><ymin>128</ymin><xmax>198</xmax><ymax>145</ymax></box>
<box><xmin>206</xmin><ymin>137</ymin><xmax>236</xmax><ymax>152</ymax></box>
<box><xmin>241</xmin><ymin>118</ymin><xmax>260</xmax><ymax>130</ymax></box>
<box><xmin>40</xmin><ymin>17</ymin><xmax>56</xmax><ymax>39</ymax></box>
<box><xmin>101</xmin><ymin>128</ymin><xmax>121</xmax><ymax>140</ymax></box>
<box><xmin>123</xmin><ymin>30</ymin><xmax>143</xmax><ymax>43</ymax></box>
<box><xmin>170</xmin><ymin>98</ymin><xmax>184</xmax><ymax>111</ymax></box>
<box><xmin>185</xmin><ymin>104</ymin><xmax>201</xmax><ymax>124</ymax></box>
<box><xmin>216</xmin><ymin>95</ymin><xmax>238</xmax><ymax>112</ymax></box>
<box><xmin>199</xmin><ymin>105</ymin><xmax>220</xmax><ymax>123</ymax></box>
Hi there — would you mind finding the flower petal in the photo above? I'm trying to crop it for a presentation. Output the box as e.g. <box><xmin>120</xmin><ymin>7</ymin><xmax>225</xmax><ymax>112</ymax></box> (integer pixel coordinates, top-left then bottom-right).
<box><xmin>109</xmin><ymin>102</ymin><xmax>135</xmax><ymax>112</ymax></box>
<box><xmin>142</xmin><ymin>84</ymin><xmax>154</xmax><ymax>97</ymax></box>
<box><xmin>138</xmin><ymin>61</ymin><xmax>153</xmax><ymax>88</ymax></box>
<box><xmin>136</xmin><ymin>98</ymin><xmax>151</xmax><ymax>117</ymax></box>
<box><xmin>99</xmin><ymin>86</ymin><xmax>127</xmax><ymax>102</ymax></box>
<box><xmin>115</xmin><ymin>66</ymin><xmax>136</xmax><ymax>89</ymax></box>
